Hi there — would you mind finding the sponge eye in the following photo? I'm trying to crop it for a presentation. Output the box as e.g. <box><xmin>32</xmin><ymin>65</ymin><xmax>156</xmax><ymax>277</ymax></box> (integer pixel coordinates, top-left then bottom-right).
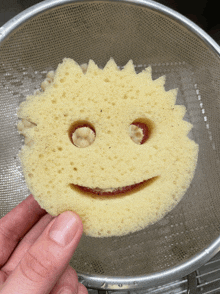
<box><xmin>129</xmin><ymin>121</ymin><xmax>150</xmax><ymax>144</ymax></box>
<box><xmin>69</xmin><ymin>121</ymin><xmax>96</xmax><ymax>148</ymax></box>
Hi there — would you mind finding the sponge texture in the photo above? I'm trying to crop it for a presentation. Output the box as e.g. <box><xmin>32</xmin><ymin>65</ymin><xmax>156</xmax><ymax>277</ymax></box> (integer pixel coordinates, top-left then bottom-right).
<box><xmin>17</xmin><ymin>58</ymin><xmax>198</xmax><ymax>237</ymax></box>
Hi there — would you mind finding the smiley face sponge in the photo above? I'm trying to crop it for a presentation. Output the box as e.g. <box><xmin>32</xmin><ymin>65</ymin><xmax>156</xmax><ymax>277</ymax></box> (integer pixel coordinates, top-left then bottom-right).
<box><xmin>17</xmin><ymin>58</ymin><xmax>199</xmax><ymax>237</ymax></box>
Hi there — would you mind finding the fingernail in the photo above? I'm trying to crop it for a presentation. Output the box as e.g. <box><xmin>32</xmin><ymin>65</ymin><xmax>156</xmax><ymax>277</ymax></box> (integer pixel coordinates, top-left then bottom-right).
<box><xmin>49</xmin><ymin>212</ymin><xmax>78</xmax><ymax>246</ymax></box>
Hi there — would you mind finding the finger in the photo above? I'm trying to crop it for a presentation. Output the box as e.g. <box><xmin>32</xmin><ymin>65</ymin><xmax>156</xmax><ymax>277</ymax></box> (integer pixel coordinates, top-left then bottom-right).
<box><xmin>0</xmin><ymin>195</ymin><xmax>46</xmax><ymax>267</ymax></box>
<box><xmin>0</xmin><ymin>271</ymin><xmax>7</xmax><ymax>287</ymax></box>
<box><xmin>78</xmin><ymin>283</ymin><xmax>88</xmax><ymax>294</ymax></box>
<box><xmin>0</xmin><ymin>215</ymin><xmax>52</xmax><ymax>292</ymax></box>
<box><xmin>2</xmin><ymin>214</ymin><xmax>53</xmax><ymax>276</ymax></box>
<box><xmin>1</xmin><ymin>211</ymin><xmax>83</xmax><ymax>294</ymax></box>
<box><xmin>50</xmin><ymin>265</ymin><xmax>78</xmax><ymax>294</ymax></box>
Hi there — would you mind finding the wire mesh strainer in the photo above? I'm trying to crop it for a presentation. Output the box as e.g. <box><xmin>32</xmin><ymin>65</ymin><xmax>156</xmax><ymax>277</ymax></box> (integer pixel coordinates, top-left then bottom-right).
<box><xmin>1</xmin><ymin>0</ymin><xmax>220</xmax><ymax>290</ymax></box>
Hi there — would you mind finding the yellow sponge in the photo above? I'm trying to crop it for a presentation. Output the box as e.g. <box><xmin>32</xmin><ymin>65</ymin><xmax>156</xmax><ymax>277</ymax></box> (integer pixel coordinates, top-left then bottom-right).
<box><xmin>17</xmin><ymin>58</ymin><xmax>198</xmax><ymax>237</ymax></box>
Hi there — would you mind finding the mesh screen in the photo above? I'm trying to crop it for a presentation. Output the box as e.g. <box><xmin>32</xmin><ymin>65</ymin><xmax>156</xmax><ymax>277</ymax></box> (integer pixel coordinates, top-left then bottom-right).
<box><xmin>1</xmin><ymin>0</ymin><xmax>220</xmax><ymax>280</ymax></box>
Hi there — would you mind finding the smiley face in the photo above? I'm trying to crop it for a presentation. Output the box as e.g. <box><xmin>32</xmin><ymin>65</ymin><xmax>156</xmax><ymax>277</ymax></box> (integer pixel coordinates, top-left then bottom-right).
<box><xmin>17</xmin><ymin>58</ymin><xmax>198</xmax><ymax>237</ymax></box>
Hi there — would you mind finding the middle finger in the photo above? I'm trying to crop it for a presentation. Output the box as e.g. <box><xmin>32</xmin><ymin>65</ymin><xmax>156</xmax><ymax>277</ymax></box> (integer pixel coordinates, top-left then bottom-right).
<box><xmin>50</xmin><ymin>265</ymin><xmax>79</xmax><ymax>294</ymax></box>
<box><xmin>1</xmin><ymin>214</ymin><xmax>53</xmax><ymax>276</ymax></box>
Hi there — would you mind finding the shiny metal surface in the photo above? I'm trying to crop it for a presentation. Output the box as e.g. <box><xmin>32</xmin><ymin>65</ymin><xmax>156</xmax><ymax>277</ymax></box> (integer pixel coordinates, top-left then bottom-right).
<box><xmin>1</xmin><ymin>0</ymin><xmax>220</xmax><ymax>290</ymax></box>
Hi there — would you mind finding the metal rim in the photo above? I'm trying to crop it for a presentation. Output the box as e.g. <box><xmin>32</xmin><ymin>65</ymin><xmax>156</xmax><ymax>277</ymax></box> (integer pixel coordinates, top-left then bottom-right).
<box><xmin>1</xmin><ymin>0</ymin><xmax>220</xmax><ymax>290</ymax></box>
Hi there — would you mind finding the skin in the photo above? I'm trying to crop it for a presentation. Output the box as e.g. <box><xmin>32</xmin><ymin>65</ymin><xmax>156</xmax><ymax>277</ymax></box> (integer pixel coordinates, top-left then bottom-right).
<box><xmin>0</xmin><ymin>195</ymin><xmax>88</xmax><ymax>294</ymax></box>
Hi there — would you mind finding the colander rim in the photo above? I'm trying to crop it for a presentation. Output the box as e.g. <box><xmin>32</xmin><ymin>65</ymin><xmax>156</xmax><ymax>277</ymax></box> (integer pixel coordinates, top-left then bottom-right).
<box><xmin>78</xmin><ymin>236</ymin><xmax>220</xmax><ymax>290</ymax></box>
<box><xmin>1</xmin><ymin>0</ymin><xmax>220</xmax><ymax>290</ymax></box>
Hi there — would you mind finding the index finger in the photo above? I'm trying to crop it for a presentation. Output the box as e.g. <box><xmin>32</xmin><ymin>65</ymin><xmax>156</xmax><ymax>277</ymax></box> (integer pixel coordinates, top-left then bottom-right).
<box><xmin>0</xmin><ymin>195</ymin><xmax>46</xmax><ymax>267</ymax></box>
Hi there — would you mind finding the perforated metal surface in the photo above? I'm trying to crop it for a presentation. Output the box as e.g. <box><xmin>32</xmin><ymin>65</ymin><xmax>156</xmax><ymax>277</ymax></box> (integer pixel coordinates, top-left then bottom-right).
<box><xmin>84</xmin><ymin>252</ymin><xmax>220</xmax><ymax>293</ymax></box>
<box><xmin>1</xmin><ymin>0</ymin><xmax>220</xmax><ymax>290</ymax></box>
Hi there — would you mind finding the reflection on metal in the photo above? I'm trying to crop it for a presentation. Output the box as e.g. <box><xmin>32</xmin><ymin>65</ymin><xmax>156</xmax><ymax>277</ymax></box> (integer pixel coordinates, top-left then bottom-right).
<box><xmin>85</xmin><ymin>252</ymin><xmax>220</xmax><ymax>293</ymax></box>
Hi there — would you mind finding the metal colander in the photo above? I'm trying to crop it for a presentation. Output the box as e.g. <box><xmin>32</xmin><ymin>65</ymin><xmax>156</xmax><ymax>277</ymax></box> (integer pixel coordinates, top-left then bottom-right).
<box><xmin>1</xmin><ymin>0</ymin><xmax>220</xmax><ymax>290</ymax></box>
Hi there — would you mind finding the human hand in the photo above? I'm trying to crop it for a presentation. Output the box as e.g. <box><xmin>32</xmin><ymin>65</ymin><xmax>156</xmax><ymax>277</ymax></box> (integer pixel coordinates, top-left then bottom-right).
<box><xmin>0</xmin><ymin>195</ymin><xmax>88</xmax><ymax>294</ymax></box>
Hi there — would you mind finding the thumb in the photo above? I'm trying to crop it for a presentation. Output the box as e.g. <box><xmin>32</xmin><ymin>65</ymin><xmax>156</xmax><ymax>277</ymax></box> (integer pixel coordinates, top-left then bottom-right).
<box><xmin>1</xmin><ymin>211</ymin><xmax>83</xmax><ymax>294</ymax></box>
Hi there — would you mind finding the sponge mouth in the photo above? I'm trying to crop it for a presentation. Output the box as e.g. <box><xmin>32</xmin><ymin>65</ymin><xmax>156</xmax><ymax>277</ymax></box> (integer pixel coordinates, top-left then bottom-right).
<box><xmin>69</xmin><ymin>176</ymin><xmax>159</xmax><ymax>198</ymax></box>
